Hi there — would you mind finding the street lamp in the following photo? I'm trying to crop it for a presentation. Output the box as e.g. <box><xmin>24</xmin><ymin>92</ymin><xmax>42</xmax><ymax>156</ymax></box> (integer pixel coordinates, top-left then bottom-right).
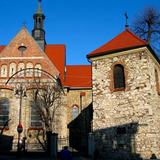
<box><xmin>15</xmin><ymin>83</ymin><xmax>27</xmax><ymax>152</ymax></box>
<box><xmin>16</xmin><ymin>43</ymin><xmax>27</xmax><ymax>152</ymax></box>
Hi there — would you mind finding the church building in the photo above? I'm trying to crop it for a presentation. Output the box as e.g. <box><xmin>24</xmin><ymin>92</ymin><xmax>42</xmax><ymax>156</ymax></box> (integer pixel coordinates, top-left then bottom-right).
<box><xmin>0</xmin><ymin>1</ymin><xmax>160</xmax><ymax>159</ymax></box>
<box><xmin>87</xmin><ymin>28</ymin><xmax>160</xmax><ymax>159</ymax></box>
<box><xmin>0</xmin><ymin>1</ymin><xmax>92</xmax><ymax>152</ymax></box>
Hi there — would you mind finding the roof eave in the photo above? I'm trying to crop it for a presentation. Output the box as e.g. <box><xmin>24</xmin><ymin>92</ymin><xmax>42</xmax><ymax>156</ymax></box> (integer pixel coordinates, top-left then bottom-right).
<box><xmin>63</xmin><ymin>86</ymin><xmax>92</xmax><ymax>90</ymax></box>
<box><xmin>87</xmin><ymin>44</ymin><xmax>148</xmax><ymax>59</ymax></box>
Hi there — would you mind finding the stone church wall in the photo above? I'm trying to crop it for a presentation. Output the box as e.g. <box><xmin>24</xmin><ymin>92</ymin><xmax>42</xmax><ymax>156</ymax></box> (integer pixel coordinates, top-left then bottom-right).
<box><xmin>91</xmin><ymin>48</ymin><xmax>160</xmax><ymax>159</ymax></box>
<box><xmin>0</xmin><ymin>87</ymin><xmax>92</xmax><ymax>151</ymax></box>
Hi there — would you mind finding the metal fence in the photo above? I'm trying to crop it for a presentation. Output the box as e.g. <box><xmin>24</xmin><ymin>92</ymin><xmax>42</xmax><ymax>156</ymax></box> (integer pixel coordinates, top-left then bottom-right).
<box><xmin>58</xmin><ymin>136</ymin><xmax>69</xmax><ymax>151</ymax></box>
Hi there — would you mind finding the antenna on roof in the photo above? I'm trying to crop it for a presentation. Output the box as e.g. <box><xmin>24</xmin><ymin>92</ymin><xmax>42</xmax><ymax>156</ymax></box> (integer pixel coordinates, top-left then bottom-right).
<box><xmin>124</xmin><ymin>12</ymin><xmax>129</xmax><ymax>29</ymax></box>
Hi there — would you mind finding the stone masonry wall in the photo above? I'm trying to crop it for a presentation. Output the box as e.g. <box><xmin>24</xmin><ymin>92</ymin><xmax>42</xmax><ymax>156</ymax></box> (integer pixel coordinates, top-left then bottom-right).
<box><xmin>92</xmin><ymin>48</ymin><xmax>160</xmax><ymax>159</ymax></box>
<box><xmin>0</xmin><ymin>89</ymin><xmax>68</xmax><ymax>151</ymax></box>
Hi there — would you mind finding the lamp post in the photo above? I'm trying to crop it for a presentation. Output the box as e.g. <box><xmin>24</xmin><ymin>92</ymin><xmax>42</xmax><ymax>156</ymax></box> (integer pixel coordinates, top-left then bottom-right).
<box><xmin>15</xmin><ymin>83</ymin><xmax>27</xmax><ymax>152</ymax></box>
<box><xmin>16</xmin><ymin>43</ymin><xmax>27</xmax><ymax>152</ymax></box>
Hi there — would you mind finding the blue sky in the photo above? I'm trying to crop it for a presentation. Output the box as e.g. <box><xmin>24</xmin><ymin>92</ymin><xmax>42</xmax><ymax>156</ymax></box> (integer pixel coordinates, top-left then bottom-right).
<box><xmin>0</xmin><ymin>0</ymin><xmax>159</xmax><ymax>65</ymax></box>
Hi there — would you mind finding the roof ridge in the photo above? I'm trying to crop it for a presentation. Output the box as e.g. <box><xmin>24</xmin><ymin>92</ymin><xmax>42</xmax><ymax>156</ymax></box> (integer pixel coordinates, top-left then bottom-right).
<box><xmin>125</xmin><ymin>29</ymin><xmax>148</xmax><ymax>44</ymax></box>
<box><xmin>87</xmin><ymin>28</ymin><xmax>148</xmax><ymax>57</ymax></box>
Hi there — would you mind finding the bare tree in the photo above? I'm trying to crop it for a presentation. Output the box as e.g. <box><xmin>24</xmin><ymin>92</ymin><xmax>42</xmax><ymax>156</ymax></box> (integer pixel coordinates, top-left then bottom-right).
<box><xmin>5</xmin><ymin>68</ymin><xmax>64</xmax><ymax>151</ymax></box>
<box><xmin>132</xmin><ymin>7</ymin><xmax>160</xmax><ymax>53</ymax></box>
<box><xmin>32</xmin><ymin>77</ymin><xmax>63</xmax><ymax>133</ymax></box>
<box><xmin>27</xmin><ymin>69</ymin><xmax>64</xmax><ymax>151</ymax></box>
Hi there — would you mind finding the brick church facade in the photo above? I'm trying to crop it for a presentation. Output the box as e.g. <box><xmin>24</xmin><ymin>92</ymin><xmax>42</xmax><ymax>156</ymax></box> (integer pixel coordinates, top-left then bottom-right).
<box><xmin>0</xmin><ymin>1</ymin><xmax>92</xmax><ymax>151</ymax></box>
<box><xmin>1</xmin><ymin>1</ymin><xmax>160</xmax><ymax>159</ymax></box>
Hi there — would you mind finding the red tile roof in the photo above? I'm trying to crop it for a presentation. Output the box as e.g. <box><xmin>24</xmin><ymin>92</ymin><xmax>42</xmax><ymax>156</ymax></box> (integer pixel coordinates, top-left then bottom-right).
<box><xmin>87</xmin><ymin>29</ymin><xmax>148</xmax><ymax>58</ymax></box>
<box><xmin>0</xmin><ymin>46</ymin><xmax>5</xmax><ymax>52</ymax></box>
<box><xmin>45</xmin><ymin>44</ymin><xmax>66</xmax><ymax>81</ymax></box>
<box><xmin>63</xmin><ymin>65</ymin><xmax>92</xmax><ymax>88</ymax></box>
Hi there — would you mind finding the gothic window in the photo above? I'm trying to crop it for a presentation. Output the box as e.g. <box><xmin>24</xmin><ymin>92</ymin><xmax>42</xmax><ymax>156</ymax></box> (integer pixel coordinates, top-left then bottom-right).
<box><xmin>1</xmin><ymin>65</ymin><xmax>7</xmax><ymax>77</ymax></box>
<box><xmin>155</xmin><ymin>69</ymin><xmax>160</xmax><ymax>94</ymax></box>
<box><xmin>35</xmin><ymin>64</ymin><xmax>42</xmax><ymax>77</ymax></box>
<box><xmin>18</xmin><ymin>63</ymin><xmax>25</xmax><ymax>77</ymax></box>
<box><xmin>113</xmin><ymin>64</ymin><xmax>125</xmax><ymax>90</ymax></box>
<box><xmin>0</xmin><ymin>98</ymin><xmax>9</xmax><ymax>128</ymax></box>
<box><xmin>9</xmin><ymin>63</ymin><xmax>16</xmax><ymax>77</ymax></box>
<box><xmin>26</xmin><ymin>62</ymin><xmax>33</xmax><ymax>77</ymax></box>
<box><xmin>30</xmin><ymin>101</ymin><xmax>42</xmax><ymax>128</ymax></box>
<box><xmin>72</xmin><ymin>105</ymin><xmax>79</xmax><ymax>120</ymax></box>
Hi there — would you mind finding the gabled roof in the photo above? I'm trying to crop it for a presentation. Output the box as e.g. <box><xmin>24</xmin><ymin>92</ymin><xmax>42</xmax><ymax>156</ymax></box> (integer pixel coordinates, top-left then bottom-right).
<box><xmin>45</xmin><ymin>44</ymin><xmax>66</xmax><ymax>81</ymax></box>
<box><xmin>87</xmin><ymin>29</ymin><xmax>148</xmax><ymax>58</ymax></box>
<box><xmin>0</xmin><ymin>29</ymin><xmax>92</xmax><ymax>89</ymax></box>
<box><xmin>63</xmin><ymin>65</ymin><xmax>92</xmax><ymax>88</ymax></box>
<box><xmin>0</xmin><ymin>27</ymin><xmax>59</xmax><ymax>76</ymax></box>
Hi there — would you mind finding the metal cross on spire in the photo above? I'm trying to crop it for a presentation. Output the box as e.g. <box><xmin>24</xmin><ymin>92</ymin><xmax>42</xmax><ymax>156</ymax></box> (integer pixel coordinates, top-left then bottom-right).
<box><xmin>124</xmin><ymin>12</ymin><xmax>129</xmax><ymax>29</ymax></box>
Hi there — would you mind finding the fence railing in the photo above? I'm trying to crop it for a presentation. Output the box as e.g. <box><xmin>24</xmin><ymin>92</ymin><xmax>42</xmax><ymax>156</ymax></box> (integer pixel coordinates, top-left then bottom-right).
<box><xmin>58</xmin><ymin>136</ymin><xmax>69</xmax><ymax>151</ymax></box>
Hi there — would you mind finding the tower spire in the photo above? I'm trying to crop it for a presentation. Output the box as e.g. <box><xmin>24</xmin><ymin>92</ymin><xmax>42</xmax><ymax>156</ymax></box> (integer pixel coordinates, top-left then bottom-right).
<box><xmin>32</xmin><ymin>0</ymin><xmax>46</xmax><ymax>51</ymax></box>
<box><xmin>36</xmin><ymin>0</ymin><xmax>43</xmax><ymax>14</ymax></box>
<box><xmin>124</xmin><ymin>12</ymin><xmax>129</xmax><ymax>29</ymax></box>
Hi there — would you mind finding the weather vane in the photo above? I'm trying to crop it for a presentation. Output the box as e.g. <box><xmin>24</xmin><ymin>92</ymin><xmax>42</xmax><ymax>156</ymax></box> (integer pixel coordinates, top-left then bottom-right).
<box><xmin>124</xmin><ymin>12</ymin><xmax>129</xmax><ymax>29</ymax></box>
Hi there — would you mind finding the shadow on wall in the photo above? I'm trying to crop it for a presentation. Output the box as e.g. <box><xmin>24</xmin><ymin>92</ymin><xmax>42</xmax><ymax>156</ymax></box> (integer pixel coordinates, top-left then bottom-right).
<box><xmin>93</xmin><ymin>122</ymin><xmax>143</xmax><ymax>160</ymax></box>
<box><xmin>0</xmin><ymin>134</ymin><xmax>13</xmax><ymax>153</ymax></box>
<box><xmin>68</xmin><ymin>103</ymin><xmax>93</xmax><ymax>155</ymax></box>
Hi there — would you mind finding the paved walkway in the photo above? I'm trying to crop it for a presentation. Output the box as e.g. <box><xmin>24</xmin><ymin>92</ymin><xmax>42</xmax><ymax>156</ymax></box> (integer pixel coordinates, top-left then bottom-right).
<box><xmin>0</xmin><ymin>155</ymin><xmax>90</xmax><ymax>160</ymax></box>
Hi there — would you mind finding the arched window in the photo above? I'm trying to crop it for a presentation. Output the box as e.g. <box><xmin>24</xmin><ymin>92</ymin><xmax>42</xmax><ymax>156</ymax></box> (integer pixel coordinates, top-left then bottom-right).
<box><xmin>26</xmin><ymin>62</ymin><xmax>33</xmax><ymax>77</ymax></box>
<box><xmin>35</xmin><ymin>64</ymin><xmax>42</xmax><ymax>77</ymax></box>
<box><xmin>113</xmin><ymin>64</ymin><xmax>125</xmax><ymax>89</ymax></box>
<box><xmin>155</xmin><ymin>69</ymin><xmax>160</xmax><ymax>94</ymax></box>
<box><xmin>72</xmin><ymin>105</ymin><xmax>79</xmax><ymax>120</ymax></box>
<box><xmin>18</xmin><ymin>63</ymin><xmax>25</xmax><ymax>77</ymax></box>
<box><xmin>9</xmin><ymin>62</ymin><xmax>16</xmax><ymax>77</ymax></box>
<box><xmin>0</xmin><ymin>98</ymin><xmax>9</xmax><ymax>128</ymax></box>
<box><xmin>30</xmin><ymin>101</ymin><xmax>42</xmax><ymax>128</ymax></box>
<box><xmin>1</xmin><ymin>65</ymin><xmax>7</xmax><ymax>77</ymax></box>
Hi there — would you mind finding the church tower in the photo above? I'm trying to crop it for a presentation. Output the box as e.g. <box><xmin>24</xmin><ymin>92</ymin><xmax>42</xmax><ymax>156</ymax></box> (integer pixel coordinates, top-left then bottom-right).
<box><xmin>32</xmin><ymin>0</ymin><xmax>46</xmax><ymax>50</ymax></box>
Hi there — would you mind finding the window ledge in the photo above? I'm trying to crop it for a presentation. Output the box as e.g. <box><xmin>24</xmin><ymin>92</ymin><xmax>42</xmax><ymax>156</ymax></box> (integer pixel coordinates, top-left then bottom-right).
<box><xmin>113</xmin><ymin>87</ymin><xmax>125</xmax><ymax>92</ymax></box>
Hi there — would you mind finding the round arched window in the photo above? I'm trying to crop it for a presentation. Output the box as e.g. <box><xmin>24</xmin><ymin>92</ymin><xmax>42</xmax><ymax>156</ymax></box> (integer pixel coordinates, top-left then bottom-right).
<box><xmin>72</xmin><ymin>105</ymin><xmax>79</xmax><ymax>120</ymax></box>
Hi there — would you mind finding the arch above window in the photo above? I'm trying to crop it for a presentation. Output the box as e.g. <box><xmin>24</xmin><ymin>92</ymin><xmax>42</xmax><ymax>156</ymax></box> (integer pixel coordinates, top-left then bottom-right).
<box><xmin>9</xmin><ymin>62</ymin><xmax>16</xmax><ymax>77</ymax></box>
<box><xmin>26</xmin><ymin>62</ymin><xmax>33</xmax><ymax>77</ymax></box>
<box><xmin>113</xmin><ymin>64</ymin><xmax>125</xmax><ymax>90</ymax></box>
<box><xmin>72</xmin><ymin>105</ymin><xmax>79</xmax><ymax>120</ymax></box>
<box><xmin>18</xmin><ymin>62</ymin><xmax>25</xmax><ymax>77</ymax></box>
<box><xmin>35</xmin><ymin>64</ymin><xmax>42</xmax><ymax>77</ymax></box>
<box><xmin>1</xmin><ymin>65</ymin><xmax>7</xmax><ymax>77</ymax></box>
